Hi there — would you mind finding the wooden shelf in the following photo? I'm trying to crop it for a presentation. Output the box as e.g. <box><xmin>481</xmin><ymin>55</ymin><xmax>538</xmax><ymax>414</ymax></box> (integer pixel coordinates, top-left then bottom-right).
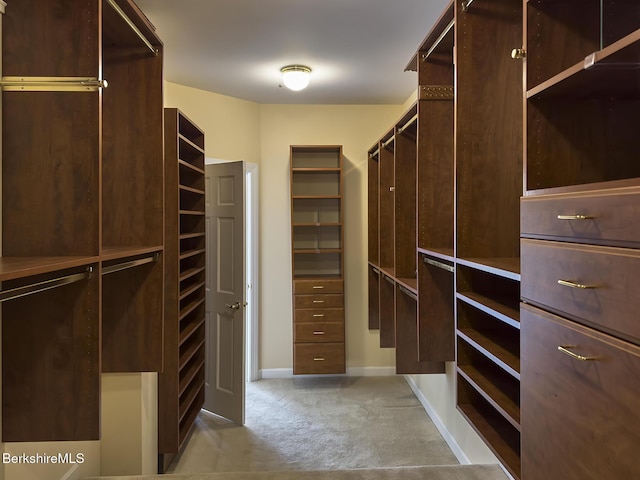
<box><xmin>180</xmin><ymin>316</ymin><xmax>206</xmax><ymax>346</ymax></box>
<box><xmin>178</xmin><ymin>159</ymin><xmax>205</xmax><ymax>175</ymax></box>
<box><xmin>179</xmin><ymin>185</ymin><xmax>205</xmax><ymax>195</ymax></box>
<box><xmin>0</xmin><ymin>256</ymin><xmax>100</xmax><ymax>282</ymax></box>
<box><xmin>457</xmin><ymin>292</ymin><xmax>520</xmax><ymax>330</ymax></box>
<box><xmin>458</xmin><ymin>364</ymin><xmax>520</xmax><ymax>430</ymax></box>
<box><xmin>457</xmin><ymin>400</ymin><xmax>521</xmax><ymax>480</ymax></box>
<box><xmin>458</xmin><ymin>329</ymin><xmax>520</xmax><ymax>379</ymax></box>
<box><xmin>456</xmin><ymin>257</ymin><xmax>521</xmax><ymax>281</ymax></box>
<box><xmin>179</xmin><ymin>248</ymin><xmax>206</xmax><ymax>261</ymax></box>
<box><xmin>100</xmin><ymin>245</ymin><xmax>163</xmax><ymax>262</ymax></box>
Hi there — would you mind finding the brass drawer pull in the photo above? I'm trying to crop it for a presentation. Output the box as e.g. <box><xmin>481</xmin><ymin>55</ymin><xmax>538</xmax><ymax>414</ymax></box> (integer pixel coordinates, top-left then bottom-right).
<box><xmin>313</xmin><ymin>300</ymin><xmax>325</xmax><ymax>303</ymax></box>
<box><xmin>313</xmin><ymin>331</ymin><xmax>325</xmax><ymax>335</ymax></box>
<box><xmin>312</xmin><ymin>285</ymin><xmax>324</xmax><ymax>289</ymax></box>
<box><xmin>557</xmin><ymin>214</ymin><xmax>594</xmax><ymax>220</ymax></box>
<box><xmin>313</xmin><ymin>314</ymin><xmax>325</xmax><ymax>317</ymax></box>
<box><xmin>558</xmin><ymin>345</ymin><xmax>597</xmax><ymax>362</ymax></box>
<box><xmin>313</xmin><ymin>357</ymin><xmax>325</xmax><ymax>361</ymax></box>
<box><xmin>558</xmin><ymin>279</ymin><xmax>595</xmax><ymax>290</ymax></box>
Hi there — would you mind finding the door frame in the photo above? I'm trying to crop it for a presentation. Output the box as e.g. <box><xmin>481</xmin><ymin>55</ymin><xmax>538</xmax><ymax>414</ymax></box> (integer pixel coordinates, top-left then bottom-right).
<box><xmin>205</xmin><ymin>158</ymin><xmax>259</xmax><ymax>383</ymax></box>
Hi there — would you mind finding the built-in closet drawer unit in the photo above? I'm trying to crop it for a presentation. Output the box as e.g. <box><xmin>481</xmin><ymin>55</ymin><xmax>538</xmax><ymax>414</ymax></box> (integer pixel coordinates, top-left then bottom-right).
<box><xmin>293</xmin><ymin>279</ymin><xmax>345</xmax><ymax>374</ymax></box>
<box><xmin>521</xmin><ymin>186</ymin><xmax>640</xmax><ymax>247</ymax></box>
<box><xmin>521</xmin><ymin>239</ymin><xmax>640</xmax><ymax>343</ymax></box>
<box><xmin>293</xmin><ymin>343</ymin><xmax>346</xmax><ymax>374</ymax></box>
<box><xmin>521</xmin><ymin>303</ymin><xmax>640</xmax><ymax>480</ymax></box>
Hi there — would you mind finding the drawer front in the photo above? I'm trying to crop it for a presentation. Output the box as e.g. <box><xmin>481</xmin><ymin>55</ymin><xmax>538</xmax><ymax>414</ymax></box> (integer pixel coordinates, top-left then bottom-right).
<box><xmin>294</xmin><ymin>308</ymin><xmax>344</xmax><ymax>323</ymax></box>
<box><xmin>293</xmin><ymin>278</ymin><xmax>343</xmax><ymax>295</ymax></box>
<box><xmin>294</xmin><ymin>323</ymin><xmax>344</xmax><ymax>343</ymax></box>
<box><xmin>294</xmin><ymin>343</ymin><xmax>345</xmax><ymax>374</ymax></box>
<box><xmin>521</xmin><ymin>187</ymin><xmax>640</xmax><ymax>247</ymax></box>
<box><xmin>294</xmin><ymin>294</ymin><xmax>343</xmax><ymax>309</ymax></box>
<box><xmin>521</xmin><ymin>239</ymin><xmax>640</xmax><ymax>343</ymax></box>
<box><xmin>521</xmin><ymin>304</ymin><xmax>640</xmax><ymax>480</ymax></box>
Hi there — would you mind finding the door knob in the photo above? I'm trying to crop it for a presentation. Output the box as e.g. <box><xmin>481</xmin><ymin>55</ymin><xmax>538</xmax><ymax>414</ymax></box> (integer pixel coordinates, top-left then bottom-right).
<box><xmin>225</xmin><ymin>302</ymin><xmax>241</xmax><ymax>310</ymax></box>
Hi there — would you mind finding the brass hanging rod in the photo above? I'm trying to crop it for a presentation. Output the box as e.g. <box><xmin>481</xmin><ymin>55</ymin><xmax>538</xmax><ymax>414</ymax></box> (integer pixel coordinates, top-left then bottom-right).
<box><xmin>423</xmin><ymin>256</ymin><xmax>455</xmax><ymax>273</ymax></box>
<box><xmin>105</xmin><ymin>0</ymin><xmax>159</xmax><ymax>56</ymax></box>
<box><xmin>397</xmin><ymin>114</ymin><xmax>418</xmax><ymax>134</ymax></box>
<box><xmin>399</xmin><ymin>285</ymin><xmax>418</xmax><ymax>301</ymax></box>
<box><xmin>102</xmin><ymin>253</ymin><xmax>159</xmax><ymax>275</ymax></box>
<box><xmin>0</xmin><ymin>268</ymin><xmax>92</xmax><ymax>303</ymax></box>
<box><xmin>422</xmin><ymin>19</ymin><xmax>454</xmax><ymax>61</ymax></box>
<box><xmin>0</xmin><ymin>76</ymin><xmax>108</xmax><ymax>92</ymax></box>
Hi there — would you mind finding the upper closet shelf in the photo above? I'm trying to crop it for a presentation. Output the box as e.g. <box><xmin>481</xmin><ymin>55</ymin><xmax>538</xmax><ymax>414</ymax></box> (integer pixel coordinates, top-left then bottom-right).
<box><xmin>528</xmin><ymin>29</ymin><xmax>640</xmax><ymax>99</ymax></box>
<box><xmin>0</xmin><ymin>256</ymin><xmax>99</xmax><ymax>282</ymax></box>
<box><xmin>456</xmin><ymin>258</ymin><xmax>521</xmax><ymax>281</ymax></box>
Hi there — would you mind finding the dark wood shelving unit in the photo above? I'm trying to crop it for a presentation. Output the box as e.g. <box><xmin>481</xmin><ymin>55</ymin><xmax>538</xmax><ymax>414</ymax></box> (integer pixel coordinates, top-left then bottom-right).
<box><xmin>159</xmin><ymin>108</ymin><xmax>206</xmax><ymax>469</ymax></box>
<box><xmin>290</xmin><ymin>146</ymin><xmax>346</xmax><ymax>375</ymax></box>
<box><xmin>2</xmin><ymin>0</ymin><xmax>164</xmax><ymax>442</ymax></box>
<box><xmin>520</xmin><ymin>4</ymin><xmax>640</xmax><ymax>480</ymax></box>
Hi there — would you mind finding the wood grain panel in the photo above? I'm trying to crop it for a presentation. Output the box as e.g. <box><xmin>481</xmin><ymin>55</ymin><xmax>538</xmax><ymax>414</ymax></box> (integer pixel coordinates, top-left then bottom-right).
<box><xmin>368</xmin><ymin>266</ymin><xmax>380</xmax><ymax>329</ymax></box>
<box><xmin>521</xmin><ymin>304</ymin><xmax>640</xmax><ymax>480</ymax></box>
<box><xmin>294</xmin><ymin>294</ymin><xmax>343</xmax><ymax>310</ymax></box>
<box><xmin>2</xmin><ymin>0</ymin><xmax>98</xmax><ymax>76</ymax></box>
<box><xmin>293</xmin><ymin>278</ymin><xmax>343</xmax><ymax>294</ymax></box>
<box><xmin>2</xmin><ymin>267</ymin><xmax>100</xmax><ymax>441</ymax></box>
<box><xmin>521</xmin><ymin>186</ymin><xmax>640</xmax><ymax>248</ymax></box>
<box><xmin>521</xmin><ymin>239</ymin><xmax>640</xmax><ymax>344</ymax></box>
<box><xmin>395</xmin><ymin>285</ymin><xmax>445</xmax><ymax>374</ymax></box>
<box><xmin>418</xmin><ymin>256</ymin><xmax>454</xmax><ymax>362</ymax></box>
<box><xmin>2</xmin><ymin>93</ymin><xmax>100</xmax><ymax>256</ymax></box>
<box><xmin>102</xmin><ymin>254</ymin><xmax>164</xmax><ymax>372</ymax></box>
<box><xmin>417</xmin><ymin>98</ymin><xmax>454</xmax><ymax>252</ymax></box>
<box><xmin>456</xmin><ymin>0</ymin><xmax>523</xmax><ymax>260</ymax></box>
<box><xmin>294</xmin><ymin>308</ymin><xmax>344</xmax><ymax>324</ymax></box>
<box><xmin>102</xmin><ymin>44</ymin><xmax>164</xmax><ymax>248</ymax></box>
<box><xmin>294</xmin><ymin>323</ymin><xmax>344</xmax><ymax>343</ymax></box>
<box><xmin>293</xmin><ymin>343</ymin><xmax>345</xmax><ymax>374</ymax></box>
<box><xmin>368</xmin><ymin>152</ymin><xmax>380</xmax><ymax>263</ymax></box>
<box><xmin>379</xmin><ymin>139</ymin><xmax>395</xmax><ymax>269</ymax></box>
<box><xmin>394</xmin><ymin>118</ymin><xmax>417</xmax><ymax>279</ymax></box>
<box><xmin>379</xmin><ymin>274</ymin><xmax>395</xmax><ymax>348</ymax></box>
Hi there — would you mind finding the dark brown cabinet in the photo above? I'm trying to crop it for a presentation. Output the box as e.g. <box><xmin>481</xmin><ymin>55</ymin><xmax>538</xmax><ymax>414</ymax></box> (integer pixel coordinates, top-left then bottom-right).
<box><xmin>290</xmin><ymin>146</ymin><xmax>346</xmax><ymax>374</ymax></box>
<box><xmin>158</xmin><ymin>108</ymin><xmax>206</xmax><ymax>465</ymax></box>
<box><xmin>520</xmin><ymin>2</ymin><xmax>640</xmax><ymax>479</ymax></box>
<box><xmin>2</xmin><ymin>0</ymin><xmax>164</xmax><ymax>442</ymax></box>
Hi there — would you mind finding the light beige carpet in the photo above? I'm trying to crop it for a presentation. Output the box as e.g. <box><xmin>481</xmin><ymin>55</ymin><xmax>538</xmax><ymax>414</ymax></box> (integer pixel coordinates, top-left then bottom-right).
<box><xmin>169</xmin><ymin>376</ymin><xmax>458</xmax><ymax>473</ymax></box>
<box><xmin>88</xmin><ymin>377</ymin><xmax>508</xmax><ymax>480</ymax></box>
<box><xmin>91</xmin><ymin>464</ymin><xmax>507</xmax><ymax>480</ymax></box>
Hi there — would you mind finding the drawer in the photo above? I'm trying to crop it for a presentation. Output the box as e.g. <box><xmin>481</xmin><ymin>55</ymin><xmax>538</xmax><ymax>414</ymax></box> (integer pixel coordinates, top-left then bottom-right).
<box><xmin>294</xmin><ymin>308</ymin><xmax>344</xmax><ymax>323</ymax></box>
<box><xmin>293</xmin><ymin>278</ymin><xmax>343</xmax><ymax>294</ymax></box>
<box><xmin>521</xmin><ymin>304</ymin><xmax>640</xmax><ymax>480</ymax></box>
<box><xmin>293</xmin><ymin>343</ymin><xmax>345</xmax><ymax>375</ymax></box>
<box><xmin>521</xmin><ymin>187</ymin><xmax>640</xmax><ymax>247</ymax></box>
<box><xmin>294</xmin><ymin>294</ymin><xmax>343</xmax><ymax>309</ymax></box>
<box><xmin>294</xmin><ymin>323</ymin><xmax>344</xmax><ymax>343</ymax></box>
<box><xmin>521</xmin><ymin>239</ymin><xmax>640</xmax><ymax>344</ymax></box>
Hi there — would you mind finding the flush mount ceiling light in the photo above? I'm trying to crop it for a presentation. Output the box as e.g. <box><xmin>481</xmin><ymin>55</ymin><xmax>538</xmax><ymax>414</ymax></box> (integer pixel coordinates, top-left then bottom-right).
<box><xmin>280</xmin><ymin>65</ymin><xmax>312</xmax><ymax>91</ymax></box>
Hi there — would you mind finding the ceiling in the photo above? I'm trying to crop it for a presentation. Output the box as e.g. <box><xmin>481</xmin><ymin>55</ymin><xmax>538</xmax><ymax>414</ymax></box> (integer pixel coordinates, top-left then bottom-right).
<box><xmin>134</xmin><ymin>0</ymin><xmax>450</xmax><ymax>105</ymax></box>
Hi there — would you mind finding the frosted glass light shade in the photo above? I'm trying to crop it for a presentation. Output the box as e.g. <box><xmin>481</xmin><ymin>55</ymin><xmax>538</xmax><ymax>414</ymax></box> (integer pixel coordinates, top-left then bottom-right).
<box><xmin>281</xmin><ymin>65</ymin><xmax>311</xmax><ymax>91</ymax></box>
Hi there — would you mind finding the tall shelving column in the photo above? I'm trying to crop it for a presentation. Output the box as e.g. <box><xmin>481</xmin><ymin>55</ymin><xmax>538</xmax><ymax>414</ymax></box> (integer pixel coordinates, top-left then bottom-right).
<box><xmin>520</xmin><ymin>3</ymin><xmax>640</xmax><ymax>479</ymax></box>
<box><xmin>159</xmin><ymin>108</ymin><xmax>207</xmax><ymax>468</ymax></box>
<box><xmin>454</xmin><ymin>0</ymin><xmax>523</xmax><ymax>478</ymax></box>
<box><xmin>101</xmin><ymin>0</ymin><xmax>165</xmax><ymax>374</ymax></box>
<box><xmin>1</xmin><ymin>0</ymin><xmax>165</xmax><ymax>442</ymax></box>
<box><xmin>291</xmin><ymin>146</ymin><xmax>346</xmax><ymax>375</ymax></box>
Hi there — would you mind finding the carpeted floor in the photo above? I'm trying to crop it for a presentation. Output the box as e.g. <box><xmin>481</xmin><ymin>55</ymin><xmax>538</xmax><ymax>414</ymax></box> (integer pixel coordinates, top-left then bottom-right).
<box><xmin>168</xmin><ymin>376</ymin><xmax>458</xmax><ymax>473</ymax></box>
<box><xmin>88</xmin><ymin>376</ymin><xmax>508</xmax><ymax>480</ymax></box>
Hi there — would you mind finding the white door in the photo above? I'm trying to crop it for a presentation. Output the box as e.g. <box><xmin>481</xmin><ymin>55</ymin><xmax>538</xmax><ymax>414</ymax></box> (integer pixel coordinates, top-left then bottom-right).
<box><xmin>203</xmin><ymin>161</ymin><xmax>245</xmax><ymax>424</ymax></box>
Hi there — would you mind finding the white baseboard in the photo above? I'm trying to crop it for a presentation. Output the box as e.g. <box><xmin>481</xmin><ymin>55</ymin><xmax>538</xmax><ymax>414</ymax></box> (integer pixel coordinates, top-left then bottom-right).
<box><xmin>259</xmin><ymin>366</ymin><xmax>396</xmax><ymax>379</ymax></box>
<box><xmin>403</xmin><ymin>375</ymin><xmax>471</xmax><ymax>465</ymax></box>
